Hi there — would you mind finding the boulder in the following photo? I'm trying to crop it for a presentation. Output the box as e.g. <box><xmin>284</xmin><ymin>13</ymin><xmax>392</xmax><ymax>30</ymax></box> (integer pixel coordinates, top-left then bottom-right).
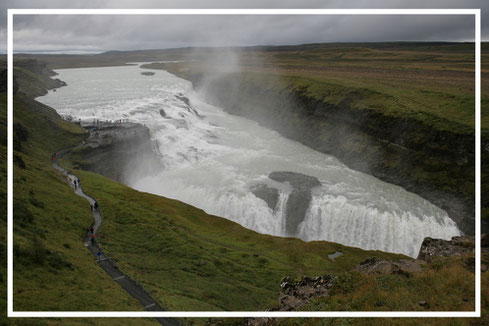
<box><xmin>268</xmin><ymin>171</ymin><xmax>321</xmax><ymax>236</ymax></box>
<box><xmin>355</xmin><ymin>257</ymin><xmax>425</xmax><ymax>275</ymax></box>
<box><xmin>176</xmin><ymin>94</ymin><xmax>190</xmax><ymax>106</ymax></box>
<box><xmin>278</xmin><ymin>275</ymin><xmax>335</xmax><ymax>311</ymax></box>
<box><xmin>417</xmin><ymin>236</ymin><xmax>474</xmax><ymax>261</ymax></box>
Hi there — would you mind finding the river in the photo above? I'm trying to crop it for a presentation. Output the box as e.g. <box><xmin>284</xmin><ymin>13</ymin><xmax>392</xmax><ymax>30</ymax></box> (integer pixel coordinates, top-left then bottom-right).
<box><xmin>37</xmin><ymin>64</ymin><xmax>461</xmax><ymax>257</ymax></box>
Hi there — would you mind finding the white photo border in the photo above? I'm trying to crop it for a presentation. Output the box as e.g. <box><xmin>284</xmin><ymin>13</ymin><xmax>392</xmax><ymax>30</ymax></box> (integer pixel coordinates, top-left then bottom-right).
<box><xmin>7</xmin><ymin>8</ymin><xmax>482</xmax><ymax>318</ymax></box>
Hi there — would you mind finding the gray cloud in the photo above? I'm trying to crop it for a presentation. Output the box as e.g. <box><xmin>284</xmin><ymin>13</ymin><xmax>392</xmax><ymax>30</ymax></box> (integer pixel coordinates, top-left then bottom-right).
<box><xmin>1</xmin><ymin>0</ymin><xmax>488</xmax><ymax>53</ymax></box>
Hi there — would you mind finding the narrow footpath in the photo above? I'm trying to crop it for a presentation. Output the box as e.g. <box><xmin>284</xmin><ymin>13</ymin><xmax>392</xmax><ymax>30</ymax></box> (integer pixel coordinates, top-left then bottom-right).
<box><xmin>52</xmin><ymin>149</ymin><xmax>181</xmax><ymax>326</ymax></box>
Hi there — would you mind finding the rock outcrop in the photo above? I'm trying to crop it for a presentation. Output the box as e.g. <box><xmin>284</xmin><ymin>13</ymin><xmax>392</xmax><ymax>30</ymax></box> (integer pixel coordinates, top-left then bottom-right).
<box><xmin>244</xmin><ymin>235</ymin><xmax>477</xmax><ymax>322</ymax></box>
<box><xmin>251</xmin><ymin>171</ymin><xmax>321</xmax><ymax>236</ymax></box>
<box><xmin>14</xmin><ymin>59</ymin><xmax>67</xmax><ymax>98</ymax></box>
<box><xmin>417</xmin><ymin>236</ymin><xmax>474</xmax><ymax>261</ymax></box>
<box><xmin>251</xmin><ymin>184</ymin><xmax>279</xmax><ymax>211</ymax></box>
<box><xmin>268</xmin><ymin>171</ymin><xmax>321</xmax><ymax>189</ymax></box>
<box><xmin>72</xmin><ymin>122</ymin><xmax>163</xmax><ymax>184</ymax></box>
<box><xmin>354</xmin><ymin>257</ymin><xmax>425</xmax><ymax>275</ymax></box>
<box><xmin>269</xmin><ymin>171</ymin><xmax>321</xmax><ymax>236</ymax></box>
<box><xmin>277</xmin><ymin>275</ymin><xmax>335</xmax><ymax>311</ymax></box>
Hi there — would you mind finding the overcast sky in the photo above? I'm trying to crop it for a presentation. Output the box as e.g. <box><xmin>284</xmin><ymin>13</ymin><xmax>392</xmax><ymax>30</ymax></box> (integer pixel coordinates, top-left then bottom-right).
<box><xmin>2</xmin><ymin>0</ymin><xmax>489</xmax><ymax>53</ymax></box>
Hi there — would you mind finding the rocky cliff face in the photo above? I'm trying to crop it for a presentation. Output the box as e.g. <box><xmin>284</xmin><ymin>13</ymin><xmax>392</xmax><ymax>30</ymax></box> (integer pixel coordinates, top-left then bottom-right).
<box><xmin>71</xmin><ymin>122</ymin><xmax>163</xmax><ymax>185</ymax></box>
<box><xmin>252</xmin><ymin>171</ymin><xmax>321</xmax><ymax>236</ymax></box>
<box><xmin>417</xmin><ymin>235</ymin><xmax>475</xmax><ymax>261</ymax></box>
<box><xmin>14</xmin><ymin>59</ymin><xmax>67</xmax><ymax>98</ymax></box>
<box><xmin>168</xmin><ymin>70</ymin><xmax>478</xmax><ymax>235</ymax></box>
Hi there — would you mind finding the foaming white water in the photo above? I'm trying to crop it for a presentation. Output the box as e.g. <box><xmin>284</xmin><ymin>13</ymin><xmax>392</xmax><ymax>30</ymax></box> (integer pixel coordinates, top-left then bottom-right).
<box><xmin>299</xmin><ymin>194</ymin><xmax>460</xmax><ymax>257</ymax></box>
<box><xmin>37</xmin><ymin>64</ymin><xmax>461</xmax><ymax>258</ymax></box>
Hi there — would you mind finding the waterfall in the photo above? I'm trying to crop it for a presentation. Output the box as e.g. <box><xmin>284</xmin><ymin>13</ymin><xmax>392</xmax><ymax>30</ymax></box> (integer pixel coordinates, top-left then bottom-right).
<box><xmin>298</xmin><ymin>194</ymin><xmax>460</xmax><ymax>257</ymax></box>
<box><xmin>37</xmin><ymin>64</ymin><xmax>462</xmax><ymax>259</ymax></box>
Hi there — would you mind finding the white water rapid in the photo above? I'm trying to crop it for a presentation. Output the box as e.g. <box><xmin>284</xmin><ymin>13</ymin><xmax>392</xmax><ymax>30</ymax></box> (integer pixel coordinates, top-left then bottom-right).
<box><xmin>37</xmin><ymin>64</ymin><xmax>461</xmax><ymax>257</ymax></box>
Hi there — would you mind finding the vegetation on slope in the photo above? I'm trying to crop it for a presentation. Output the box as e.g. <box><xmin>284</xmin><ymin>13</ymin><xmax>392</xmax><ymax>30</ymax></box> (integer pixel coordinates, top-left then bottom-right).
<box><xmin>1</xmin><ymin>67</ymin><xmax>159</xmax><ymax>324</ymax></box>
<box><xmin>13</xmin><ymin>58</ymin><xmax>67</xmax><ymax>99</ymax></box>
<box><xmin>263</xmin><ymin>249</ymin><xmax>488</xmax><ymax>326</ymax></box>
<box><xmin>60</xmin><ymin>166</ymin><xmax>404</xmax><ymax>312</ymax></box>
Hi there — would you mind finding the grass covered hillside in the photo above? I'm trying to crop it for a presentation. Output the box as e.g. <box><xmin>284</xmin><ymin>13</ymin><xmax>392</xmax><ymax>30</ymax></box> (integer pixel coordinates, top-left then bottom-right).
<box><xmin>3</xmin><ymin>94</ymin><xmax>161</xmax><ymax>325</ymax></box>
<box><xmin>13</xmin><ymin>58</ymin><xmax>68</xmax><ymax>99</ymax></box>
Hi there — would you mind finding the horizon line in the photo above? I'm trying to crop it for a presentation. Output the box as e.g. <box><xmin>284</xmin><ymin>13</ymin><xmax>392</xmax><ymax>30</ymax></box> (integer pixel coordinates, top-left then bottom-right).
<box><xmin>4</xmin><ymin>39</ymin><xmax>483</xmax><ymax>56</ymax></box>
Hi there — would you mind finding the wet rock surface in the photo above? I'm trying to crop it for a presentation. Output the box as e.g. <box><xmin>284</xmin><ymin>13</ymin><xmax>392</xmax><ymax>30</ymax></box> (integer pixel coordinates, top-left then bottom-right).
<box><xmin>251</xmin><ymin>184</ymin><xmax>279</xmax><ymax>211</ymax></box>
<box><xmin>174</xmin><ymin>94</ymin><xmax>202</xmax><ymax>118</ymax></box>
<box><xmin>176</xmin><ymin>94</ymin><xmax>191</xmax><ymax>106</ymax></box>
<box><xmin>268</xmin><ymin>171</ymin><xmax>321</xmax><ymax>189</ymax></box>
<box><xmin>268</xmin><ymin>171</ymin><xmax>321</xmax><ymax>236</ymax></box>
<box><xmin>73</xmin><ymin>122</ymin><xmax>163</xmax><ymax>184</ymax></box>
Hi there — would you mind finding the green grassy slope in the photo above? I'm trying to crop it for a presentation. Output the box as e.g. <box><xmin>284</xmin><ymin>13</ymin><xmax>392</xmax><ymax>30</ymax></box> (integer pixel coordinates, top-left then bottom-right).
<box><xmin>267</xmin><ymin>251</ymin><xmax>488</xmax><ymax>326</ymax></box>
<box><xmin>62</xmin><ymin>167</ymin><xmax>404</xmax><ymax>312</ymax></box>
<box><xmin>2</xmin><ymin>91</ymin><xmax>159</xmax><ymax>324</ymax></box>
<box><xmin>13</xmin><ymin>59</ymin><xmax>67</xmax><ymax>99</ymax></box>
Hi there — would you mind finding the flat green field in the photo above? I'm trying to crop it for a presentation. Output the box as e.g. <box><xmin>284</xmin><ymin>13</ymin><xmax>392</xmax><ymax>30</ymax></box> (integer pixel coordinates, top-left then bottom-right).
<box><xmin>146</xmin><ymin>43</ymin><xmax>483</xmax><ymax>135</ymax></box>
